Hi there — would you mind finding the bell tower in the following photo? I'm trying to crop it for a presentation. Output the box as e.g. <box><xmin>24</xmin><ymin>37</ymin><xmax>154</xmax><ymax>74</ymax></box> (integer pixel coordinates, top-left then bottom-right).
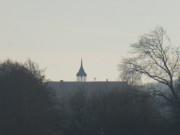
<box><xmin>76</xmin><ymin>59</ymin><xmax>87</xmax><ymax>82</ymax></box>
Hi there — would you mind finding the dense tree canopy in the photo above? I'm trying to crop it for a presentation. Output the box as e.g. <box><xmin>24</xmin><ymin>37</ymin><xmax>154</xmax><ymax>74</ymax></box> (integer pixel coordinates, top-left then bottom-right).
<box><xmin>57</xmin><ymin>86</ymin><xmax>160</xmax><ymax>135</ymax></box>
<box><xmin>0</xmin><ymin>60</ymin><xmax>58</xmax><ymax>135</ymax></box>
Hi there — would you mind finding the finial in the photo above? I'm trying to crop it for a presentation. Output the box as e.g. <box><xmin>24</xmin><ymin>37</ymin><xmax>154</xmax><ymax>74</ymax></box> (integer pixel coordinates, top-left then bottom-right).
<box><xmin>81</xmin><ymin>58</ymin><xmax>83</xmax><ymax>67</ymax></box>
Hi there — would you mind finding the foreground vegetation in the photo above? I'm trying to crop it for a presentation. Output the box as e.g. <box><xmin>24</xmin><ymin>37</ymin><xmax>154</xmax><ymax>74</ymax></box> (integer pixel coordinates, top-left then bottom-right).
<box><xmin>0</xmin><ymin>59</ymin><xmax>180</xmax><ymax>135</ymax></box>
<box><xmin>0</xmin><ymin>60</ymin><xmax>58</xmax><ymax>135</ymax></box>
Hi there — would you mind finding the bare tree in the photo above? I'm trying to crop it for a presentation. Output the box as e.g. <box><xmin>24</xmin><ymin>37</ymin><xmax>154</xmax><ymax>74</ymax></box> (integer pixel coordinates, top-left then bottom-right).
<box><xmin>120</xmin><ymin>62</ymin><xmax>142</xmax><ymax>86</ymax></box>
<box><xmin>119</xmin><ymin>26</ymin><xmax>180</xmax><ymax>109</ymax></box>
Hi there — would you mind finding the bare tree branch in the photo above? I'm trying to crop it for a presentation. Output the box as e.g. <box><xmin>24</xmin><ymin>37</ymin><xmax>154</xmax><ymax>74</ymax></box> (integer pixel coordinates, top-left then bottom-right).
<box><xmin>119</xmin><ymin>26</ymin><xmax>180</xmax><ymax>109</ymax></box>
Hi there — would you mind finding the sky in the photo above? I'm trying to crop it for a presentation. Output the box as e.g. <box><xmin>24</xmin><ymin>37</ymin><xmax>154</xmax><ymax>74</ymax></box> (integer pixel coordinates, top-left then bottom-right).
<box><xmin>0</xmin><ymin>0</ymin><xmax>180</xmax><ymax>82</ymax></box>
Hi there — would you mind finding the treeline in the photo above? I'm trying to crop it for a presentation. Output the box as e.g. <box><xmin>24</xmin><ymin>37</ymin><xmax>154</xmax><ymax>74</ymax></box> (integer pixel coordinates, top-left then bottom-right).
<box><xmin>57</xmin><ymin>85</ymin><xmax>180</xmax><ymax>135</ymax></box>
<box><xmin>58</xmin><ymin>86</ymin><xmax>156</xmax><ymax>135</ymax></box>
<box><xmin>0</xmin><ymin>59</ymin><xmax>180</xmax><ymax>135</ymax></box>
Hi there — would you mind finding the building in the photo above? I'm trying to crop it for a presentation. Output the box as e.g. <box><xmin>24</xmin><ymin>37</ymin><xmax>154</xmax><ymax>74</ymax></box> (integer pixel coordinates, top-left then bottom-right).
<box><xmin>48</xmin><ymin>60</ymin><xmax>127</xmax><ymax>96</ymax></box>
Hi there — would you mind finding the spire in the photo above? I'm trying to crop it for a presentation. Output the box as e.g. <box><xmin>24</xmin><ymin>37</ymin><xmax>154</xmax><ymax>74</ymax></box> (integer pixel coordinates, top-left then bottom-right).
<box><xmin>81</xmin><ymin>59</ymin><xmax>83</xmax><ymax>68</ymax></box>
<box><xmin>76</xmin><ymin>59</ymin><xmax>87</xmax><ymax>82</ymax></box>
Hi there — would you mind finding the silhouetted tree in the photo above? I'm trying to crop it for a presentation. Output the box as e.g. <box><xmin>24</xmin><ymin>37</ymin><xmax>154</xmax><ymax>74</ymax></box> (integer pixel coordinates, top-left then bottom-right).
<box><xmin>58</xmin><ymin>86</ymin><xmax>159</xmax><ymax>135</ymax></box>
<box><xmin>120</xmin><ymin>65</ymin><xmax>142</xmax><ymax>86</ymax></box>
<box><xmin>119</xmin><ymin>26</ymin><xmax>180</xmax><ymax>110</ymax></box>
<box><xmin>168</xmin><ymin>77</ymin><xmax>180</xmax><ymax>134</ymax></box>
<box><xmin>0</xmin><ymin>60</ymin><xmax>58</xmax><ymax>135</ymax></box>
<box><xmin>58</xmin><ymin>87</ymin><xmax>92</xmax><ymax>135</ymax></box>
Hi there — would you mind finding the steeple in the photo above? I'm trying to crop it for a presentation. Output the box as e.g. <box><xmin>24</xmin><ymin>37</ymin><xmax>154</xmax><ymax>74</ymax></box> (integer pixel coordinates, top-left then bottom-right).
<box><xmin>76</xmin><ymin>59</ymin><xmax>87</xmax><ymax>82</ymax></box>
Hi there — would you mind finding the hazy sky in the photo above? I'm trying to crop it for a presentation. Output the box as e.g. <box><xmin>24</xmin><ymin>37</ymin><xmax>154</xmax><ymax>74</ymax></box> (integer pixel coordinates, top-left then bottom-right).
<box><xmin>0</xmin><ymin>0</ymin><xmax>180</xmax><ymax>82</ymax></box>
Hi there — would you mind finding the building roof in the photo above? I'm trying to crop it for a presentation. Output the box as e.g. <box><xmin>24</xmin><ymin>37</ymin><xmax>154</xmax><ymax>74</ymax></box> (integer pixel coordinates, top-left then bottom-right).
<box><xmin>76</xmin><ymin>59</ymin><xmax>87</xmax><ymax>77</ymax></box>
<box><xmin>48</xmin><ymin>81</ymin><xmax>128</xmax><ymax>97</ymax></box>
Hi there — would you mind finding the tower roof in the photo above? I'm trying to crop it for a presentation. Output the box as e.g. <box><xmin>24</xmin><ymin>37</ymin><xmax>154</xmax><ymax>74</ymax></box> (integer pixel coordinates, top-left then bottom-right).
<box><xmin>76</xmin><ymin>59</ymin><xmax>87</xmax><ymax>77</ymax></box>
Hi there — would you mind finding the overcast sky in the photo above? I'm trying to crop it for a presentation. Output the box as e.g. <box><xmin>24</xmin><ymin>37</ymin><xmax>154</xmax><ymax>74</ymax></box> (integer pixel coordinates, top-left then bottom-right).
<box><xmin>0</xmin><ymin>0</ymin><xmax>180</xmax><ymax>82</ymax></box>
